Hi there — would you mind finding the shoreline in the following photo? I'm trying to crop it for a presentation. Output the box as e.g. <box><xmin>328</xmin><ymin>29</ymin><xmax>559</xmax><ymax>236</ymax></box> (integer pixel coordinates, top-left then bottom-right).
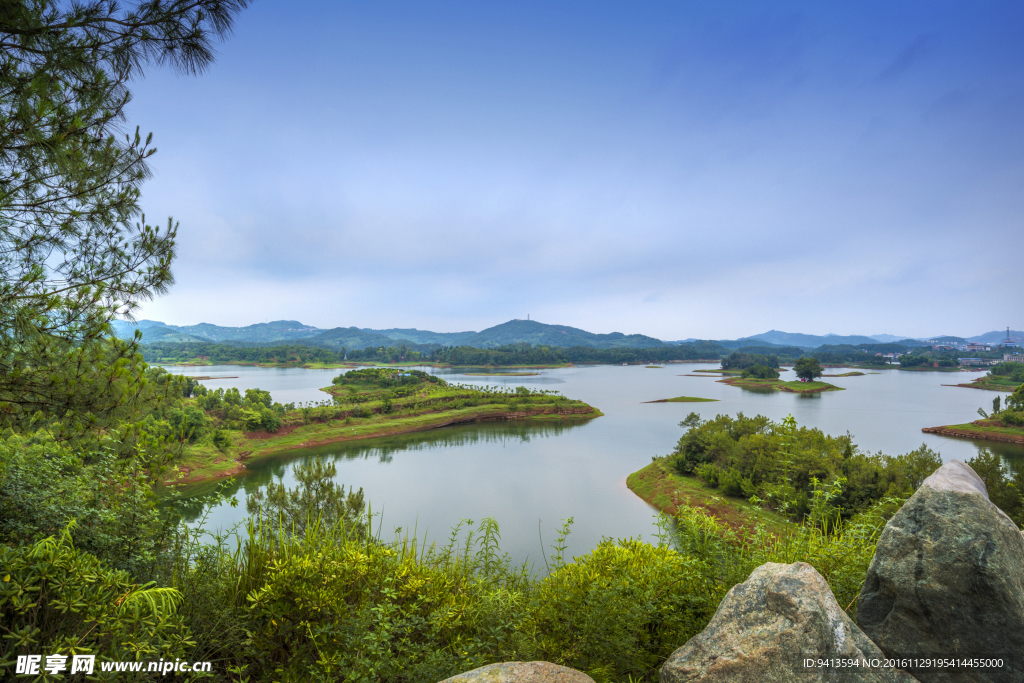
<box><xmin>922</xmin><ymin>424</ymin><xmax>1024</xmax><ymax>445</ymax></box>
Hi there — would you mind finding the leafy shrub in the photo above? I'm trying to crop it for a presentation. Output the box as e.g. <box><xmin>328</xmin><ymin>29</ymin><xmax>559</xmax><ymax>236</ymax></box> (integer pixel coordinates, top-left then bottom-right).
<box><xmin>519</xmin><ymin>538</ymin><xmax>712</xmax><ymax>681</ymax></box>
<box><xmin>1001</xmin><ymin>411</ymin><xmax>1023</xmax><ymax>426</ymax></box>
<box><xmin>668</xmin><ymin>412</ymin><xmax>939</xmax><ymax>521</ymax></box>
<box><xmin>966</xmin><ymin>450</ymin><xmax>1024</xmax><ymax>525</ymax></box>
<box><xmin>718</xmin><ymin>467</ymin><xmax>746</xmax><ymax>496</ymax></box>
<box><xmin>740</xmin><ymin>365</ymin><xmax>780</xmax><ymax>380</ymax></box>
<box><xmin>694</xmin><ymin>463</ymin><xmax>719</xmax><ymax>487</ymax></box>
<box><xmin>212</xmin><ymin>429</ymin><xmax>232</xmax><ymax>452</ymax></box>
<box><xmin>168</xmin><ymin>404</ymin><xmax>211</xmax><ymax>442</ymax></box>
<box><xmin>0</xmin><ymin>433</ymin><xmax>170</xmax><ymax>576</ymax></box>
<box><xmin>0</xmin><ymin>528</ymin><xmax>192</xmax><ymax>668</ymax></box>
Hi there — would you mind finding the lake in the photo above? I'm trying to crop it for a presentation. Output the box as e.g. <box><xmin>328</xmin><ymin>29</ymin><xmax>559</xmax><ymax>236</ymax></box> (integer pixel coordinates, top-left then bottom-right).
<box><xmin>168</xmin><ymin>363</ymin><xmax>1021</xmax><ymax>567</ymax></box>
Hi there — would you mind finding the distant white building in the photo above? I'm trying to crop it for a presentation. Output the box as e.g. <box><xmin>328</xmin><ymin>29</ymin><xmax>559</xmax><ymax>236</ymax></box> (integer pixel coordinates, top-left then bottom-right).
<box><xmin>966</xmin><ymin>342</ymin><xmax>991</xmax><ymax>352</ymax></box>
<box><xmin>1005</xmin><ymin>353</ymin><xmax>1024</xmax><ymax>363</ymax></box>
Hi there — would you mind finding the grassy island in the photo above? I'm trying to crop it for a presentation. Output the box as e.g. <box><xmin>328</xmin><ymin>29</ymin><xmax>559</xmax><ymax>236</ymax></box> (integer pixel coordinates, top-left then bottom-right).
<box><xmin>643</xmin><ymin>396</ymin><xmax>718</xmax><ymax>403</ymax></box>
<box><xmin>169</xmin><ymin>368</ymin><xmax>600</xmax><ymax>484</ymax></box>
<box><xmin>821</xmin><ymin>371</ymin><xmax>866</xmax><ymax>377</ymax></box>
<box><xmin>718</xmin><ymin>376</ymin><xmax>843</xmax><ymax>393</ymax></box>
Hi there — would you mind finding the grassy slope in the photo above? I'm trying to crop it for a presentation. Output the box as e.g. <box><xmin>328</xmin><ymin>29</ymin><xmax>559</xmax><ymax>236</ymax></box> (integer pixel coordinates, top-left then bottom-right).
<box><xmin>626</xmin><ymin>459</ymin><xmax>792</xmax><ymax>535</ymax></box>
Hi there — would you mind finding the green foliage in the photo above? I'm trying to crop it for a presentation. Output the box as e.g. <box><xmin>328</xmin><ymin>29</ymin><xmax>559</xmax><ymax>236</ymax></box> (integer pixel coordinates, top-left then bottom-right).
<box><xmin>333</xmin><ymin>368</ymin><xmax>441</xmax><ymax>388</ymax></box>
<box><xmin>722</xmin><ymin>352</ymin><xmax>779</xmax><ymax>370</ymax></box>
<box><xmin>520</xmin><ymin>539</ymin><xmax>710</xmax><ymax>681</ymax></box>
<box><xmin>668</xmin><ymin>412</ymin><xmax>938</xmax><ymax>521</ymax></box>
<box><xmin>669</xmin><ymin>500</ymin><xmax>882</xmax><ymax>620</ymax></box>
<box><xmin>0</xmin><ymin>0</ymin><xmax>251</xmax><ymax>448</ymax></box>
<box><xmin>740</xmin><ymin>365</ymin><xmax>780</xmax><ymax>379</ymax></box>
<box><xmin>0</xmin><ymin>527</ymin><xmax>193</xmax><ymax>669</ymax></box>
<box><xmin>694</xmin><ymin>463</ymin><xmax>719</xmax><ymax>487</ymax></box>
<box><xmin>212</xmin><ymin>429</ymin><xmax>232</xmax><ymax>452</ymax></box>
<box><xmin>989</xmin><ymin>362</ymin><xmax>1024</xmax><ymax>383</ymax></box>
<box><xmin>0</xmin><ymin>432</ymin><xmax>172</xmax><ymax>576</ymax></box>
<box><xmin>966</xmin><ymin>450</ymin><xmax>1024</xmax><ymax>525</ymax></box>
<box><xmin>1007</xmin><ymin>383</ymin><xmax>1024</xmax><ymax>412</ymax></box>
<box><xmin>168</xmin><ymin>404</ymin><xmax>211</xmax><ymax>442</ymax></box>
<box><xmin>794</xmin><ymin>356</ymin><xmax>824</xmax><ymax>381</ymax></box>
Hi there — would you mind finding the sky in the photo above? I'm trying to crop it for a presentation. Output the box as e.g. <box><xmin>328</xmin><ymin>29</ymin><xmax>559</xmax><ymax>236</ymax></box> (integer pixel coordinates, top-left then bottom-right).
<box><xmin>127</xmin><ymin>0</ymin><xmax>1024</xmax><ymax>340</ymax></box>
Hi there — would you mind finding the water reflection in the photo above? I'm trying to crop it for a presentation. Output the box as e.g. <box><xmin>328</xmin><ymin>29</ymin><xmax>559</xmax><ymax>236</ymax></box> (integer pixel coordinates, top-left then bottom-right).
<box><xmin>172</xmin><ymin>419</ymin><xmax>594</xmax><ymax>524</ymax></box>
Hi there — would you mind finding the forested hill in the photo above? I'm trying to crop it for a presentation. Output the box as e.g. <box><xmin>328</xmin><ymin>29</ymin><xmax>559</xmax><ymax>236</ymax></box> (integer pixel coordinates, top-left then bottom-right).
<box><xmin>448</xmin><ymin>319</ymin><xmax>667</xmax><ymax>349</ymax></box>
<box><xmin>739</xmin><ymin>330</ymin><xmax>896</xmax><ymax>348</ymax></box>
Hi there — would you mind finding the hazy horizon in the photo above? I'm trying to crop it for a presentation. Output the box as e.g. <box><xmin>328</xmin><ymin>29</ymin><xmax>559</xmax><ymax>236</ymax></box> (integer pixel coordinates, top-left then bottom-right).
<box><xmin>126</xmin><ymin>0</ymin><xmax>1023</xmax><ymax>338</ymax></box>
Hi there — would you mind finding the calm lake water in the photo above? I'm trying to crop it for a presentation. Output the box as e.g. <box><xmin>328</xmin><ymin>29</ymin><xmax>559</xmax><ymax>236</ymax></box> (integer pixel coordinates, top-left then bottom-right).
<box><xmin>168</xmin><ymin>363</ymin><xmax>1022</xmax><ymax>567</ymax></box>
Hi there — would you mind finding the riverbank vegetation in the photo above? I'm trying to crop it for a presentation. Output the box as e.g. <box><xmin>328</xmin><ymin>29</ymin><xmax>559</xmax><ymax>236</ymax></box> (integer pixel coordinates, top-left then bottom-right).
<box><xmin>657</xmin><ymin>413</ymin><xmax>949</xmax><ymax>522</ymax></box>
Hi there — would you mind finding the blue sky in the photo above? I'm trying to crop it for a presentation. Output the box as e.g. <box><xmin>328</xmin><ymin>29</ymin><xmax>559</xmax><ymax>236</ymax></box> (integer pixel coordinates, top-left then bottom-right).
<box><xmin>129</xmin><ymin>0</ymin><xmax>1024</xmax><ymax>339</ymax></box>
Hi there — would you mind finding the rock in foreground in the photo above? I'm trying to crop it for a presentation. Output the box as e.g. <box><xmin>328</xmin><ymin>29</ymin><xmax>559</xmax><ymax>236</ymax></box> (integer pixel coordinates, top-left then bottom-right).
<box><xmin>439</xmin><ymin>661</ymin><xmax>595</xmax><ymax>683</ymax></box>
<box><xmin>857</xmin><ymin>459</ymin><xmax>1024</xmax><ymax>683</ymax></box>
<box><xmin>660</xmin><ymin>562</ymin><xmax>917</xmax><ymax>683</ymax></box>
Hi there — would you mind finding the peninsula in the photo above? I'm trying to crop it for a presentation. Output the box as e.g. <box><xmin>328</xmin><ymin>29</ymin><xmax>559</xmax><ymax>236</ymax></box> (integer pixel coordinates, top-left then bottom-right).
<box><xmin>169</xmin><ymin>368</ymin><xmax>600</xmax><ymax>484</ymax></box>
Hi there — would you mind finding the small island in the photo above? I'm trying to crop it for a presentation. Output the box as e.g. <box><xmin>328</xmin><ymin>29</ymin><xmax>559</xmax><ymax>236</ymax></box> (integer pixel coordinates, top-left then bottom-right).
<box><xmin>170</xmin><ymin>368</ymin><xmax>600</xmax><ymax>484</ymax></box>
<box><xmin>643</xmin><ymin>396</ymin><xmax>718</xmax><ymax>403</ymax></box>
<box><xmin>705</xmin><ymin>354</ymin><xmax>843</xmax><ymax>393</ymax></box>
<box><xmin>719</xmin><ymin>376</ymin><xmax>843</xmax><ymax>393</ymax></box>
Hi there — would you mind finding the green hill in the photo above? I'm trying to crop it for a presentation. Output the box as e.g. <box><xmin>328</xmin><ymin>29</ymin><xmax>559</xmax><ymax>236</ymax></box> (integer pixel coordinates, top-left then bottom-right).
<box><xmin>361</xmin><ymin>327</ymin><xmax>477</xmax><ymax>346</ymax></box>
<box><xmin>458</xmin><ymin>319</ymin><xmax>666</xmax><ymax>349</ymax></box>
<box><xmin>298</xmin><ymin>327</ymin><xmax>430</xmax><ymax>351</ymax></box>
<box><xmin>739</xmin><ymin>330</ymin><xmax>883</xmax><ymax>348</ymax></box>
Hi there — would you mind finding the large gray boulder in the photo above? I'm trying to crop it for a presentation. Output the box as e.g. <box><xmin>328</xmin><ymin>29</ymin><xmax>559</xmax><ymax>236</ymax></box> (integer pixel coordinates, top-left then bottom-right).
<box><xmin>857</xmin><ymin>459</ymin><xmax>1024</xmax><ymax>683</ymax></box>
<box><xmin>439</xmin><ymin>661</ymin><xmax>595</xmax><ymax>683</ymax></box>
<box><xmin>660</xmin><ymin>562</ymin><xmax>917</xmax><ymax>683</ymax></box>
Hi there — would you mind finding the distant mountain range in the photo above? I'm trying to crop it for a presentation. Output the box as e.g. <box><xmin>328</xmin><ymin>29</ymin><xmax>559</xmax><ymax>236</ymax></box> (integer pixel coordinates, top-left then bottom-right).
<box><xmin>110</xmin><ymin>318</ymin><xmax>668</xmax><ymax>350</ymax></box>
<box><xmin>110</xmin><ymin>319</ymin><xmax>1024</xmax><ymax>351</ymax></box>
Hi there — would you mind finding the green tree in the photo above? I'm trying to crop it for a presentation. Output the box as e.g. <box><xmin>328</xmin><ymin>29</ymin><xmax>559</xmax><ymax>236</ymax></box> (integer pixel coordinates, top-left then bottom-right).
<box><xmin>1007</xmin><ymin>384</ymin><xmax>1024</xmax><ymax>412</ymax></box>
<box><xmin>794</xmin><ymin>356</ymin><xmax>824</xmax><ymax>382</ymax></box>
<box><xmin>0</xmin><ymin>0</ymin><xmax>250</xmax><ymax>442</ymax></box>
